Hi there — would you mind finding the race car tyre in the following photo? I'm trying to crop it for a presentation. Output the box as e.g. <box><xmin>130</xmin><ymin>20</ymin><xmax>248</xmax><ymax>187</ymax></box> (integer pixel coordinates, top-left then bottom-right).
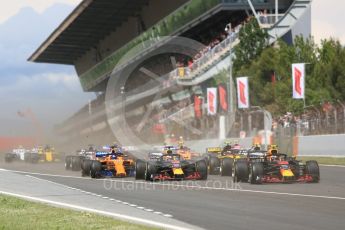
<box><xmin>135</xmin><ymin>160</ymin><xmax>146</xmax><ymax>180</ymax></box>
<box><xmin>91</xmin><ymin>161</ymin><xmax>102</xmax><ymax>178</ymax></box>
<box><xmin>24</xmin><ymin>152</ymin><xmax>32</xmax><ymax>163</ymax></box>
<box><xmin>233</xmin><ymin>160</ymin><xmax>249</xmax><ymax>182</ymax></box>
<box><xmin>306</xmin><ymin>160</ymin><xmax>320</xmax><ymax>183</ymax></box>
<box><xmin>249</xmin><ymin>162</ymin><xmax>264</xmax><ymax>184</ymax></box>
<box><xmin>220</xmin><ymin>158</ymin><xmax>233</xmax><ymax>176</ymax></box>
<box><xmin>80</xmin><ymin>157</ymin><xmax>86</xmax><ymax>169</ymax></box>
<box><xmin>65</xmin><ymin>156</ymin><xmax>72</xmax><ymax>170</ymax></box>
<box><xmin>209</xmin><ymin>157</ymin><xmax>220</xmax><ymax>175</ymax></box>
<box><xmin>196</xmin><ymin>160</ymin><xmax>208</xmax><ymax>180</ymax></box>
<box><xmin>81</xmin><ymin>159</ymin><xmax>92</xmax><ymax>177</ymax></box>
<box><xmin>145</xmin><ymin>163</ymin><xmax>156</xmax><ymax>181</ymax></box>
<box><xmin>203</xmin><ymin>154</ymin><xmax>209</xmax><ymax>165</ymax></box>
<box><xmin>30</xmin><ymin>153</ymin><xmax>40</xmax><ymax>164</ymax></box>
<box><xmin>5</xmin><ymin>153</ymin><xmax>13</xmax><ymax>163</ymax></box>
<box><xmin>71</xmin><ymin>156</ymin><xmax>82</xmax><ymax>171</ymax></box>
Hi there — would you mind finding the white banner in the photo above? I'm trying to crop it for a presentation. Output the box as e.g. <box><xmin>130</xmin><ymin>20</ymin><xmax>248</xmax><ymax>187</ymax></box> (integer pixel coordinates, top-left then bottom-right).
<box><xmin>236</xmin><ymin>77</ymin><xmax>249</xmax><ymax>109</ymax></box>
<box><xmin>292</xmin><ymin>63</ymin><xmax>305</xmax><ymax>99</ymax></box>
<box><xmin>207</xmin><ymin>88</ymin><xmax>217</xmax><ymax>115</ymax></box>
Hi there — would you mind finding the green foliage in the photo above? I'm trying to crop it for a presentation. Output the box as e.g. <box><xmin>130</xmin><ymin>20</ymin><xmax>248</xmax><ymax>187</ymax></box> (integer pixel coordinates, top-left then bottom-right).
<box><xmin>0</xmin><ymin>195</ymin><xmax>158</xmax><ymax>230</ymax></box>
<box><xmin>233</xmin><ymin>17</ymin><xmax>268</xmax><ymax>71</ymax></box>
<box><xmin>234</xmin><ymin>36</ymin><xmax>345</xmax><ymax>115</ymax></box>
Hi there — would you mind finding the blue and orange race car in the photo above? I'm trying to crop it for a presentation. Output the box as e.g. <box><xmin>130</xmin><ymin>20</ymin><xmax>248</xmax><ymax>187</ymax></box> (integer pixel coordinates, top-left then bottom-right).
<box><xmin>81</xmin><ymin>145</ymin><xmax>135</xmax><ymax>178</ymax></box>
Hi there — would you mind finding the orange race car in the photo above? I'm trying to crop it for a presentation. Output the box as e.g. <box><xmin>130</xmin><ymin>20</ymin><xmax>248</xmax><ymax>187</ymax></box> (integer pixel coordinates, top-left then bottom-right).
<box><xmin>176</xmin><ymin>139</ymin><xmax>200</xmax><ymax>160</ymax></box>
<box><xmin>176</xmin><ymin>146</ymin><xmax>200</xmax><ymax>160</ymax></box>
<box><xmin>81</xmin><ymin>145</ymin><xmax>135</xmax><ymax>178</ymax></box>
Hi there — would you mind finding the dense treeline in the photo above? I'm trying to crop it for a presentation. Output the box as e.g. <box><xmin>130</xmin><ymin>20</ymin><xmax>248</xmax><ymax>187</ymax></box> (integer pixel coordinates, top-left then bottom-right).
<box><xmin>233</xmin><ymin>18</ymin><xmax>345</xmax><ymax>116</ymax></box>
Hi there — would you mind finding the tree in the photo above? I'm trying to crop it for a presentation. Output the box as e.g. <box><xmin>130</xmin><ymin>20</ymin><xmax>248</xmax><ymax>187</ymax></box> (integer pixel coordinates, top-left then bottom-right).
<box><xmin>233</xmin><ymin>35</ymin><xmax>345</xmax><ymax>116</ymax></box>
<box><xmin>233</xmin><ymin>17</ymin><xmax>268</xmax><ymax>71</ymax></box>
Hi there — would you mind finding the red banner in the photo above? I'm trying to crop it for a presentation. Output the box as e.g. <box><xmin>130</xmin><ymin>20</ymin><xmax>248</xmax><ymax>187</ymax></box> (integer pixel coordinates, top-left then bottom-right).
<box><xmin>152</xmin><ymin>123</ymin><xmax>166</xmax><ymax>134</ymax></box>
<box><xmin>292</xmin><ymin>63</ymin><xmax>305</xmax><ymax>99</ymax></box>
<box><xmin>236</xmin><ymin>77</ymin><xmax>249</xmax><ymax>108</ymax></box>
<box><xmin>194</xmin><ymin>95</ymin><xmax>203</xmax><ymax>118</ymax></box>
<box><xmin>218</xmin><ymin>84</ymin><xmax>228</xmax><ymax>112</ymax></box>
<box><xmin>207</xmin><ymin>88</ymin><xmax>217</xmax><ymax>115</ymax></box>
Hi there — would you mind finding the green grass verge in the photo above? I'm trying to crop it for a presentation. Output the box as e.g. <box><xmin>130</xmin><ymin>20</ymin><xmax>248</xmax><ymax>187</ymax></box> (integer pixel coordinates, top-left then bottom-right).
<box><xmin>297</xmin><ymin>157</ymin><xmax>345</xmax><ymax>166</ymax></box>
<box><xmin>0</xmin><ymin>195</ymin><xmax>159</xmax><ymax>230</ymax></box>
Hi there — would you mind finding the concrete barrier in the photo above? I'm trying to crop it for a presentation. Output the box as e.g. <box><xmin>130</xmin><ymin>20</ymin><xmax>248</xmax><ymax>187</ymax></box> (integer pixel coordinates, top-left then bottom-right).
<box><xmin>298</xmin><ymin>134</ymin><xmax>345</xmax><ymax>157</ymax></box>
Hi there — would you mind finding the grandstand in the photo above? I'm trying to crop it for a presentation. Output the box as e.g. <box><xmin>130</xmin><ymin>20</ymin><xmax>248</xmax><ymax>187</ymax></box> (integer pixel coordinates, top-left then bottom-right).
<box><xmin>29</xmin><ymin>0</ymin><xmax>312</xmax><ymax>150</ymax></box>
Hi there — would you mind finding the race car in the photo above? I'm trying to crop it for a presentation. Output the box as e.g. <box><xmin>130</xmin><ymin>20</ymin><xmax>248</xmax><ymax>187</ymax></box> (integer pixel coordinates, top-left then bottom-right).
<box><xmin>176</xmin><ymin>145</ymin><xmax>200</xmax><ymax>160</ymax></box>
<box><xmin>4</xmin><ymin>146</ymin><xmax>27</xmax><ymax>163</ymax></box>
<box><xmin>5</xmin><ymin>146</ymin><xmax>40</xmax><ymax>163</ymax></box>
<box><xmin>176</xmin><ymin>139</ymin><xmax>200</xmax><ymax>160</ymax></box>
<box><xmin>82</xmin><ymin>145</ymin><xmax>135</xmax><ymax>178</ymax></box>
<box><xmin>204</xmin><ymin>142</ymin><xmax>247</xmax><ymax>176</ymax></box>
<box><xmin>24</xmin><ymin>147</ymin><xmax>41</xmax><ymax>163</ymax></box>
<box><xmin>232</xmin><ymin>146</ymin><xmax>320</xmax><ymax>184</ymax></box>
<box><xmin>162</xmin><ymin>145</ymin><xmax>177</xmax><ymax>154</ymax></box>
<box><xmin>65</xmin><ymin>145</ymin><xmax>97</xmax><ymax>172</ymax></box>
<box><xmin>135</xmin><ymin>152</ymin><xmax>207</xmax><ymax>181</ymax></box>
<box><xmin>153</xmin><ymin>144</ymin><xmax>197</xmax><ymax>160</ymax></box>
<box><xmin>38</xmin><ymin>145</ymin><xmax>60</xmax><ymax>163</ymax></box>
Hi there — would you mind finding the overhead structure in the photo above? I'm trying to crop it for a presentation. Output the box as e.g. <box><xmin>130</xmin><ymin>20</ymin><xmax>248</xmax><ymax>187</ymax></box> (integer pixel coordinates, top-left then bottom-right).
<box><xmin>28</xmin><ymin>0</ymin><xmax>312</xmax><ymax>146</ymax></box>
<box><xmin>29</xmin><ymin>0</ymin><xmax>149</xmax><ymax>65</ymax></box>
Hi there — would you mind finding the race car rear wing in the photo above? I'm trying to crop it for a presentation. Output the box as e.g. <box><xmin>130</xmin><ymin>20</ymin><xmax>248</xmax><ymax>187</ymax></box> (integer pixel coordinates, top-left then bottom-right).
<box><xmin>206</xmin><ymin>147</ymin><xmax>222</xmax><ymax>153</ymax></box>
<box><xmin>148</xmin><ymin>152</ymin><xmax>163</xmax><ymax>160</ymax></box>
<box><xmin>96</xmin><ymin>151</ymin><xmax>109</xmax><ymax>157</ymax></box>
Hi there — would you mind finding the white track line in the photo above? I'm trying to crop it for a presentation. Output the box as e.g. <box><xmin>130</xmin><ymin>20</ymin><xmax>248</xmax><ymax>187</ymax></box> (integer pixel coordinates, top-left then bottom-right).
<box><xmin>320</xmin><ymin>164</ymin><xmax>345</xmax><ymax>168</ymax></box>
<box><xmin>4</xmin><ymin>168</ymin><xmax>345</xmax><ymax>201</ymax></box>
<box><xmin>25</xmin><ymin>174</ymin><xmax>173</xmax><ymax>217</ymax></box>
<box><xmin>144</xmin><ymin>209</ymin><xmax>154</xmax><ymax>212</ymax></box>
<box><xmin>0</xmin><ymin>190</ymin><xmax>187</xmax><ymax>230</ymax></box>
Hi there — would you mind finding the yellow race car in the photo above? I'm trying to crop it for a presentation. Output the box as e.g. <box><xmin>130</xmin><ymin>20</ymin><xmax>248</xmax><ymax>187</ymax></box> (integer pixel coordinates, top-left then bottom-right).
<box><xmin>205</xmin><ymin>143</ymin><xmax>246</xmax><ymax>176</ymax></box>
<box><xmin>38</xmin><ymin>146</ymin><xmax>61</xmax><ymax>162</ymax></box>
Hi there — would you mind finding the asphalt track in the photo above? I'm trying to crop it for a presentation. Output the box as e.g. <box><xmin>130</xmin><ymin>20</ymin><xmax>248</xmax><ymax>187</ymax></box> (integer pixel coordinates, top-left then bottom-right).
<box><xmin>1</xmin><ymin>160</ymin><xmax>345</xmax><ymax>230</ymax></box>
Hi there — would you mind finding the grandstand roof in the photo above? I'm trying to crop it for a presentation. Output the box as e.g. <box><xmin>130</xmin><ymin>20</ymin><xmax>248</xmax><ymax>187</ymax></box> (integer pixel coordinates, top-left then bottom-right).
<box><xmin>28</xmin><ymin>0</ymin><xmax>149</xmax><ymax>65</ymax></box>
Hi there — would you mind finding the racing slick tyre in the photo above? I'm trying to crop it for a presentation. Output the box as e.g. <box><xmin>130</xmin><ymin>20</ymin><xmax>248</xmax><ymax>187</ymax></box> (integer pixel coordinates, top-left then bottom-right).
<box><xmin>90</xmin><ymin>160</ymin><xmax>102</xmax><ymax>178</ymax></box>
<box><xmin>65</xmin><ymin>156</ymin><xmax>72</xmax><ymax>170</ymax></box>
<box><xmin>220</xmin><ymin>158</ymin><xmax>233</xmax><ymax>176</ymax></box>
<box><xmin>81</xmin><ymin>159</ymin><xmax>92</xmax><ymax>177</ymax></box>
<box><xmin>249</xmin><ymin>162</ymin><xmax>264</xmax><ymax>184</ymax></box>
<box><xmin>24</xmin><ymin>152</ymin><xmax>32</xmax><ymax>163</ymax></box>
<box><xmin>196</xmin><ymin>160</ymin><xmax>208</xmax><ymax>180</ymax></box>
<box><xmin>233</xmin><ymin>160</ymin><xmax>249</xmax><ymax>182</ymax></box>
<box><xmin>71</xmin><ymin>156</ymin><xmax>82</xmax><ymax>171</ymax></box>
<box><xmin>5</xmin><ymin>153</ymin><xmax>13</xmax><ymax>163</ymax></box>
<box><xmin>203</xmin><ymin>155</ymin><xmax>209</xmax><ymax>165</ymax></box>
<box><xmin>145</xmin><ymin>163</ymin><xmax>156</xmax><ymax>181</ymax></box>
<box><xmin>306</xmin><ymin>160</ymin><xmax>320</xmax><ymax>183</ymax></box>
<box><xmin>209</xmin><ymin>157</ymin><xmax>220</xmax><ymax>175</ymax></box>
<box><xmin>30</xmin><ymin>153</ymin><xmax>40</xmax><ymax>164</ymax></box>
<box><xmin>135</xmin><ymin>160</ymin><xmax>146</xmax><ymax>180</ymax></box>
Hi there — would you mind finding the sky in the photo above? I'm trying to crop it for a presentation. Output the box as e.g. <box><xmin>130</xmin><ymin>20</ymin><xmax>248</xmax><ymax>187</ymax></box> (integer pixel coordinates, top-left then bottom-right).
<box><xmin>0</xmin><ymin>0</ymin><xmax>87</xmax><ymax>137</ymax></box>
<box><xmin>311</xmin><ymin>0</ymin><xmax>345</xmax><ymax>44</ymax></box>
<box><xmin>0</xmin><ymin>0</ymin><xmax>343</xmax><ymax>138</ymax></box>
<box><xmin>0</xmin><ymin>0</ymin><xmax>81</xmax><ymax>24</ymax></box>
